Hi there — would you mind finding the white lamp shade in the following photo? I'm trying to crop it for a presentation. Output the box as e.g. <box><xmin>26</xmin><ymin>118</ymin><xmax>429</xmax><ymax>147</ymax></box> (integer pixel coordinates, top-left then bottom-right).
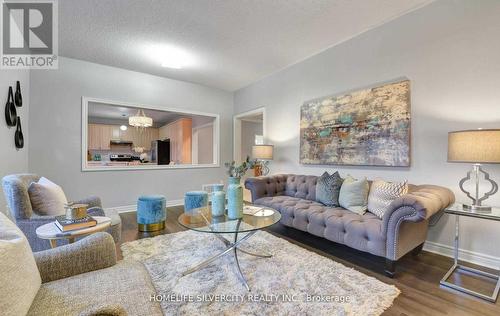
<box><xmin>448</xmin><ymin>129</ymin><xmax>500</xmax><ymax>163</ymax></box>
<box><xmin>252</xmin><ymin>145</ymin><xmax>273</xmax><ymax>160</ymax></box>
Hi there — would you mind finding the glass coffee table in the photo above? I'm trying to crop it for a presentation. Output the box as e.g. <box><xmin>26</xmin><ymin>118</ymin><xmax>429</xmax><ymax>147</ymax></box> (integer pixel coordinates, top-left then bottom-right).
<box><xmin>178</xmin><ymin>205</ymin><xmax>281</xmax><ymax>291</ymax></box>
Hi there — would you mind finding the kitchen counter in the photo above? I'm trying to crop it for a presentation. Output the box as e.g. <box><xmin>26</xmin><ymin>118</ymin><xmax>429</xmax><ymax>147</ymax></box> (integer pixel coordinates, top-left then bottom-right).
<box><xmin>87</xmin><ymin>161</ymin><xmax>158</xmax><ymax>167</ymax></box>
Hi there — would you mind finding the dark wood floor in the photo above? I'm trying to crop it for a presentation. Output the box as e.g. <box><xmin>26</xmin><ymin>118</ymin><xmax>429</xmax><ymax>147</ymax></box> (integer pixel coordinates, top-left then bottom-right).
<box><xmin>119</xmin><ymin>206</ymin><xmax>500</xmax><ymax>315</ymax></box>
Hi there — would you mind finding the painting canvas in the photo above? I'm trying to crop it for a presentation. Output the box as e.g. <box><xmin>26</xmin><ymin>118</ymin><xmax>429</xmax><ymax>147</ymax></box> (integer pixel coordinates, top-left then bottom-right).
<box><xmin>300</xmin><ymin>80</ymin><xmax>410</xmax><ymax>166</ymax></box>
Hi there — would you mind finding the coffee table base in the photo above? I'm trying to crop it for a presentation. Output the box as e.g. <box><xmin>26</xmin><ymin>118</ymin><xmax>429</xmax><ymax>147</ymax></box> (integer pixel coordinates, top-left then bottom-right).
<box><xmin>180</xmin><ymin>230</ymin><xmax>272</xmax><ymax>291</ymax></box>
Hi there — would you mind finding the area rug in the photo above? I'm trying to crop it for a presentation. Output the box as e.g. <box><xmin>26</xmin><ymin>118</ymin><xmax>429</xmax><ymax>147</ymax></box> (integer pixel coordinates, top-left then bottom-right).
<box><xmin>121</xmin><ymin>230</ymin><xmax>399</xmax><ymax>315</ymax></box>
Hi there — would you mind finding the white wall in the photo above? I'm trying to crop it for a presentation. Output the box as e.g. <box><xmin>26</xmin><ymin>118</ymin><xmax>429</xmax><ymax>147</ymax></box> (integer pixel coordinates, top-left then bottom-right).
<box><xmin>29</xmin><ymin>57</ymin><xmax>233</xmax><ymax>207</ymax></box>
<box><xmin>234</xmin><ymin>0</ymin><xmax>500</xmax><ymax>262</ymax></box>
<box><xmin>0</xmin><ymin>70</ymin><xmax>29</xmax><ymax>216</ymax></box>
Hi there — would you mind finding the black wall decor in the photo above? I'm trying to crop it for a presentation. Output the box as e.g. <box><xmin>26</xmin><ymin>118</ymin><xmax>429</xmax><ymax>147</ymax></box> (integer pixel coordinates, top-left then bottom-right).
<box><xmin>5</xmin><ymin>86</ymin><xmax>17</xmax><ymax>126</ymax></box>
<box><xmin>15</xmin><ymin>116</ymin><xmax>24</xmax><ymax>149</ymax></box>
<box><xmin>5</xmin><ymin>82</ymin><xmax>25</xmax><ymax>149</ymax></box>
<box><xmin>15</xmin><ymin>81</ymin><xmax>22</xmax><ymax>107</ymax></box>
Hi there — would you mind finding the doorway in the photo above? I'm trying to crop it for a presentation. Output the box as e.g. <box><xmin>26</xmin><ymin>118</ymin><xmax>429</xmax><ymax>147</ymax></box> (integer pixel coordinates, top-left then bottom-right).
<box><xmin>233</xmin><ymin>107</ymin><xmax>266</xmax><ymax>201</ymax></box>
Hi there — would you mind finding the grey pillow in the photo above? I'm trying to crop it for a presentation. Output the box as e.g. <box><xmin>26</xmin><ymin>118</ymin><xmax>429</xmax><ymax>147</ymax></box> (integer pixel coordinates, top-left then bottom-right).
<box><xmin>338</xmin><ymin>175</ymin><xmax>369</xmax><ymax>215</ymax></box>
<box><xmin>315</xmin><ymin>171</ymin><xmax>343</xmax><ymax>207</ymax></box>
<box><xmin>28</xmin><ymin>177</ymin><xmax>68</xmax><ymax>216</ymax></box>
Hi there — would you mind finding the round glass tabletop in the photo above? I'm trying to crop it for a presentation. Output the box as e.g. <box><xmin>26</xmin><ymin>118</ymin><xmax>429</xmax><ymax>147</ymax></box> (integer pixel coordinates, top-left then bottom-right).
<box><xmin>178</xmin><ymin>205</ymin><xmax>281</xmax><ymax>233</ymax></box>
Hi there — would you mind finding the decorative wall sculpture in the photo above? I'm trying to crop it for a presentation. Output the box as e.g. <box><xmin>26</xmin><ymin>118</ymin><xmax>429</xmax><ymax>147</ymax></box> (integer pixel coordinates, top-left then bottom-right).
<box><xmin>300</xmin><ymin>79</ymin><xmax>411</xmax><ymax>167</ymax></box>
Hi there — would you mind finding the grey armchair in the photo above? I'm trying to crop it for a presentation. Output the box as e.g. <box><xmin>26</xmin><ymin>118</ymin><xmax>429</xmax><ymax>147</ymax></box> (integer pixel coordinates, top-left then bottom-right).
<box><xmin>2</xmin><ymin>174</ymin><xmax>122</xmax><ymax>252</ymax></box>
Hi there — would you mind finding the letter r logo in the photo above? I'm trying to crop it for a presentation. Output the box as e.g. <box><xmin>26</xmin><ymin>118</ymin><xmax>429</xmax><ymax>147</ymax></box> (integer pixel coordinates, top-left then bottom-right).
<box><xmin>2</xmin><ymin>1</ymin><xmax>54</xmax><ymax>54</ymax></box>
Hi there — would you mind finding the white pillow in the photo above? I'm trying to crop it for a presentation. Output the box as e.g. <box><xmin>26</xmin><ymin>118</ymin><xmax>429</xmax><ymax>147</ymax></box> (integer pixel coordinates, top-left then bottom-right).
<box><xmin>0</xmin><ymin>212</ymin><xmax>41</xmax><ymax>316</ymax></box>
<box><xmin>368</xmin><ymin>179</ymin><xmax>408</xmax><ymax>218</ymax></box>
<box><xmin>28</xmin><ymin>177</ymin><xmax>68</xmax><ymax>216</ymax></box>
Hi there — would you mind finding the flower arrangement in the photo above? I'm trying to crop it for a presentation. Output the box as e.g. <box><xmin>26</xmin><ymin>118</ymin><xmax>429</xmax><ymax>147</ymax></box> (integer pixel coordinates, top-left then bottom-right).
<box><xmin>224</xmin><ymin>156</ymin><xmax>257</xmax><ymax>178</ymax></box>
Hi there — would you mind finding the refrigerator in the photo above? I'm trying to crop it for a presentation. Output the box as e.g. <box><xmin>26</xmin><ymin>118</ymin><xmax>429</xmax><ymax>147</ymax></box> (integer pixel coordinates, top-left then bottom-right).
<box><xmin>151</xmin><ymin>139</ymin><xmax>171</xmax><ymax>165</ymax></box>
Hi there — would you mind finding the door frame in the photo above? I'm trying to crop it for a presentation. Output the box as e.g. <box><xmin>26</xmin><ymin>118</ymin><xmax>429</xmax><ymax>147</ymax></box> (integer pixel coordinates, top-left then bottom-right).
<box><xmin>233</xmin><ymin>107</ymin><xmax>266</xmax><ymax>162</ymax></box>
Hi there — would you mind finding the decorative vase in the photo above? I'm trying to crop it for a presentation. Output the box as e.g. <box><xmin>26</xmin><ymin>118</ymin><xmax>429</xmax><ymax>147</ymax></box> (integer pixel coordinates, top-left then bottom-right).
<box><xmin>15</xmin><ymin>116</ymin><xmax>24</xmax><ymax>149</ymax></box>
<box><xmin>227</xmin><ymin>177</ymin><xmax>243</xmax><ymax>219</ymax></box>
<box><xmin>211</xmin><ymin>191</ymin><xmax>225</xmax><ymax>217</ymax></box>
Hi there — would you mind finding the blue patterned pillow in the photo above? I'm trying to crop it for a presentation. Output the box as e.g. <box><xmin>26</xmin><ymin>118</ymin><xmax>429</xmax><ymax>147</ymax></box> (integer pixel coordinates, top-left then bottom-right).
<box><xmin>315</xmin><ymin>171</ymin><xmax>343</xmax><ymax>207</ymax></box>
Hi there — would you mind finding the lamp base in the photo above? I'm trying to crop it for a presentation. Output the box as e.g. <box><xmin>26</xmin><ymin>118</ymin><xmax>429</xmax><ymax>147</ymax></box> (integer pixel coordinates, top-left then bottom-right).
<box><xmin>462</xmin><ymin>204</ymin><xmax>492</xmax><ymax>213</ymax></box>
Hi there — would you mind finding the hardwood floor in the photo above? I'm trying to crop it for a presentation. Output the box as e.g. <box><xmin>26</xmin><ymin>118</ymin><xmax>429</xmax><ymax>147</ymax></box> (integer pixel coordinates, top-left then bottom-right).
<box><xmin>119</xmin><ymin>207</ymin><xmax>500</xmax><ymax>315</ymax></box>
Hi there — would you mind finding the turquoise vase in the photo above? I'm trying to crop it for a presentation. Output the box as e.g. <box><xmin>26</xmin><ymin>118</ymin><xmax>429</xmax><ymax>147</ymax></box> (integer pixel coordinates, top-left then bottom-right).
<box><xmin>227</xmin><ymin>177</ymin><xmax>243</xmax><ymax>219</ymax></box>
<box><xmin>211</xmin><ymin>191</ymin><xmax>225</xmax><ymax>217</ymax></box>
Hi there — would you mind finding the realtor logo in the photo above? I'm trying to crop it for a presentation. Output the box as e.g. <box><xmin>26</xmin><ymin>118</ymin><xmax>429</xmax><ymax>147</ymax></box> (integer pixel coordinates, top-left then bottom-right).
<box><xmin>1</xmin><ymin>0</ymin><xmax>58</xmax><ymax>69</ymax></box>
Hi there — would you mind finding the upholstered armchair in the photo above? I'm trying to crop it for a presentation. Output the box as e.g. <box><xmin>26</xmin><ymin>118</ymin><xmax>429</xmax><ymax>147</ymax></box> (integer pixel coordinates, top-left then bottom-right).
<box><xmin>0</xmin><ymin>211</ymin><xmax>162</xmax><ymax>316</ymax></box>
<box><xmin>2</xmin><ymin>174</ymin><xmax>121</xmax><ymax>252</ymax></box>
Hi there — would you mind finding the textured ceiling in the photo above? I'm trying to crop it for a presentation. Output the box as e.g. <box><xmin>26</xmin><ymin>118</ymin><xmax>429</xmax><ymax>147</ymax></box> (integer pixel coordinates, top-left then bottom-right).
<box><xmin>59</xmin><ymin>0</ymin><xmax>434</xmax><ymax>91</ymax></box>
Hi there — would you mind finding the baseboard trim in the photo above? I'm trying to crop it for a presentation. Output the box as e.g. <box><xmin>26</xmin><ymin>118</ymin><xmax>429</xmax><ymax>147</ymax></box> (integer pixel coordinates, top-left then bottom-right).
<box><xmin>105</xmin><ymin>199</ymin><xmax>184</xmax><ymax>214</ymax></box>
<box><xmin>424</xmin><ymin>241</ymin><xmax>500</xmax><ymax>270</ymax></box>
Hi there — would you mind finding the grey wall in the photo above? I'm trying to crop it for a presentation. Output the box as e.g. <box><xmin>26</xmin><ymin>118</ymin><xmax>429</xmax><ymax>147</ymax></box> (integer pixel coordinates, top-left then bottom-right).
<box><xmin>234</xmin><ymin>0</ymin><xmax>500</xmax><ymax>259</ymax></box>
<box><xmin>0</xmin><ymin>70</ymin><xmax>29</xmax><ymax>216</ymax></box>
<box><xmin>241</xmin><ymin>121</ymin><xmax>263</xmax><ymax>159</ymax></box>
<box><xmin>29</xmin><ymin>57</ymin><xmax>233</xmax><ymax>207</ymax></box>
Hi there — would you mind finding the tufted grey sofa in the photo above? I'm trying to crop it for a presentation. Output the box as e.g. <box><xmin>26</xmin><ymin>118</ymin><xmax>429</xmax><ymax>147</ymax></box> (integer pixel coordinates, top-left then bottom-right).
<box><xmin>245</xmin><ymin>174</ymin><xmax>454</xmax><ymax>277</ymax></box>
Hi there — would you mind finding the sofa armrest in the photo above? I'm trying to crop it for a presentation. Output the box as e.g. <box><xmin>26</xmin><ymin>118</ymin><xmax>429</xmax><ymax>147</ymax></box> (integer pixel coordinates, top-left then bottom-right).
<box><xmin>87</xmin><ymin>206</ymin><xmax>105</xmax><ymax>217</ymax></box>
<box><xmin>245</xmin><ymin>175</ymin><xmax>288</xmax><ymax>202</ymax></box>
<box><xmin>382</xmin><ymin>185</ymin><xmax>454</xmax><ymax>261</ymax></box>
<box><xmin>34</xmin><ymin>232</ymin><xmax>117</xmax><ymax>283</ymax></box>
<box><xmin>382</xmin><ymin>185</ymin><xmax>455</xmax><ymax>231</ymax></box>
<box><xmin>74</xmin><ymin>196</ymin><xmax>102</xmax><ymax>208</ymax></box>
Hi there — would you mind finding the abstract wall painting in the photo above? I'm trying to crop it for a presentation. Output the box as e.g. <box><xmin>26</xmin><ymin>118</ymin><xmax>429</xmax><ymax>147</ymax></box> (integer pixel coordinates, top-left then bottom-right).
<box><xmin>300</xmin><ymin>80</ymin><xmax>411</xmax><ymax>167</ymax></box>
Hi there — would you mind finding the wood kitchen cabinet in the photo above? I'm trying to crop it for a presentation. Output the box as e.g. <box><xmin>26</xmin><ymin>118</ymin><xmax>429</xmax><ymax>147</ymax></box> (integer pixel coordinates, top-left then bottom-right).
<box><xmin>88</xmin><ymin>124</ymin><xmax>112</xmax><ymax>150</ymax></box>
<box><xmin>88</xmin><ymin>123</ymin><xmax>159</xmax><ymax>151</ymax></box>
<box><xmin>159</xmin><ymin>118</ymin><xmax>192</xmax><ymax>164</ymax></box>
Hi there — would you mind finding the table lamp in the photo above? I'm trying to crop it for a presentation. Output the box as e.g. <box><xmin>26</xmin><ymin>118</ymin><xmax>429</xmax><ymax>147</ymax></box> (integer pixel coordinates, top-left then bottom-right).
<box><xmin>448</xmin><ymin>129</ymin><xmax>500</xmax><ymax>211</ymax></box>
<box><xmin>252</xmin><ymin>145</ymin><xmax>273</xmax><ymax>176</ymax></box>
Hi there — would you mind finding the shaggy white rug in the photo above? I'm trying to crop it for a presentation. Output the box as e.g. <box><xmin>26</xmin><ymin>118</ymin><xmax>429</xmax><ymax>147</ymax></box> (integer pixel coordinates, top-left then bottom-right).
<box><xmin>121</xmin><ymin>230</ymin><xmax>399</xmax><ymax>315</ymax></box>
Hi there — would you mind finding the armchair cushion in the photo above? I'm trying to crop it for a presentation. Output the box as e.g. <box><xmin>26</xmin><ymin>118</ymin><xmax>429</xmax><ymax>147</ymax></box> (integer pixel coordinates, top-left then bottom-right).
<box><xmin>0</xmin><ymin>212</ymin><xmax>41</xmax><ymax>316</ymax></box>
<box><xmin>34</xmin><ymin>232</ymin><xmax>117</xmax><ymax>283</ymax></box>
<box><xmin>28</xmin><ymin>260</ymin><xmax>162</xmax><ymax>316</ymax></box>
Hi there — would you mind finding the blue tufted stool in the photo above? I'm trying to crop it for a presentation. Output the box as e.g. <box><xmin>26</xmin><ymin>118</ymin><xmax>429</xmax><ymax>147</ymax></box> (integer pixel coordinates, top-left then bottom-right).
<box><xmin>137</xmin><ymin>195</ymin><xmax>166</xmax><ymax>232</ymax></box>
<box><xmin>184</xmin><ymin>191</ymin><xmax>208</xmax><ymax>212</ymax></box>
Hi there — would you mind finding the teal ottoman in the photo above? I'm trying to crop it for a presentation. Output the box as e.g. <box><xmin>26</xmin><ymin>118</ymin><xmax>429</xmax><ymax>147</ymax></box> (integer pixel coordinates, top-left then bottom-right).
<box><xmin>184</xmin><ymin>191</ymin><xmax>208</xmax><ymax>212</ymax></box>
<box><xmin>137</xmin><ymin>195</ymin><xmax>166</xmax><ymax>232</ymax></box>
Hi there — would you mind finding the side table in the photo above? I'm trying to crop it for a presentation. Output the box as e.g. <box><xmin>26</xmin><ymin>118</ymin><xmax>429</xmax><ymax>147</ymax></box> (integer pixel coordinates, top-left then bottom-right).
<box><xmin>440</xmin><ymin>204</ymin><xmax>500</xmax><ymax>302</ymax></box>
<box><xmin>36</xmin><ymin>216</ymin><xmax>111</xmax><ymax>248</ymax></box>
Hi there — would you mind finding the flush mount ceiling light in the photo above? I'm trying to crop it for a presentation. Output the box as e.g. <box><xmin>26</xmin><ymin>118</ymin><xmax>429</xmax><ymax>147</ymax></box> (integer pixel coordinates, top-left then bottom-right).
<box><xmin>129</xmin><ymin>109</ymin><xmax>153</xmax><ymax>128</ymax></box>
<box><xmin>148</xmin><ymin>44</ymin><xmax>196</xmax><ymax>69</ymax></box>
<box><xmin>120</xmin><ymin>125</ymin><xmax>127</xmax><ymax>131</ymax></box>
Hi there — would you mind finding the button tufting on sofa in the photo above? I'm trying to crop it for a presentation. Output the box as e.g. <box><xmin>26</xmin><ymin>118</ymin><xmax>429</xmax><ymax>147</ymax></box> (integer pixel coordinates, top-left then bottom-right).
<box><xmin>245</xmin><ymin>174</ymin><xmax>454</xmax><ymax>271</ymax></box>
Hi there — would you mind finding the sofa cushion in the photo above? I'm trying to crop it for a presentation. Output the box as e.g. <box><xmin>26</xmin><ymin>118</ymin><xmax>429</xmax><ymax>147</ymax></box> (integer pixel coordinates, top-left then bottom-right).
<box><xmin>28</xmin><ymin>177</ymin><xmax>68</xmax><ymax>216</ymax></box>
<box><xmin>368</xmin><ymin>179</ymin><xmax>408</xmax><ymax>218</ymax></box>
<box><xmin>254</xmin><ymin>195</ymin><xmax>386</xmax><ymax>257</ymax></box>
<box><xmin>315</xmin><ymin>171</ymin><xmax>343</xmax><ymax>207</ymax></box>
<box><xmin>338</xmin><ymin>175</ymin><xmax>369</xmax><ymax>215</ymax></box>
<box><xmin>0</xmin><ymin>212</ymin><xmax>42</xmax><ymax>316</ymax></box>
<box><xmin>28</xmin><ymin>260</ymin><xmax>162</xmax><ymax>316</ymax></box>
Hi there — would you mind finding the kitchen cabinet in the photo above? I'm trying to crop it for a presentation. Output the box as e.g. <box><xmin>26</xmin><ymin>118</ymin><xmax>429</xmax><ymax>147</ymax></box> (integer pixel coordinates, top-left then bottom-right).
<box><xmin>88</xmin><ymin>123</ymin><xmax>159</xmax><ymax>151</ymax></box>
<box><xmin>88</xmin><ymin>124</ymin><xmax>112</xmax><ymax>150</ymax></box>
<box><xmin>159</xmin><ymin>118</ymin><xmax>192</xmax><ymax>164</ymax></box>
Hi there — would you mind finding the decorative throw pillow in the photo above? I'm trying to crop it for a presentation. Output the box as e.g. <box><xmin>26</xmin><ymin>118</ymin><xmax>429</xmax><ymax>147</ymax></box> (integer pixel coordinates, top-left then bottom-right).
<box><xmin>315</xmin><ymin>171</ymin><xmax>343</xmax><ymax>206</ymax></box>
<box><xmin>28</xmin><ymin>177</ymin><xmax>68</xmax><ymax>216</ymax></box>
<box><xmin>368</xmin><ymin>179</ymin><xmax>409</xmax><ymax>218</ymax></box>
<box><xmin>0</xmin><ymin>212</ymin><xmax>42</xmax><ymax>316</ymax></box>
<box><xmin>338</xmin><ymin>175</ymin><xmax>369</xmax><ymax>215</ymax></box>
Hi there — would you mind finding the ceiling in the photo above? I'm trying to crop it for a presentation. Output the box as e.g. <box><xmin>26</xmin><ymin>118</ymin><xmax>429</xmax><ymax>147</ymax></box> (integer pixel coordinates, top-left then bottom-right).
<box><xmin>87</xmin><ymin>102</ymin><xmax>210</xmax><ymax>127</ymax></box>
<box><xmin>59</xmin><ymin>0</ymin><xmax>434</xmax><ymax>91</ymax></box>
